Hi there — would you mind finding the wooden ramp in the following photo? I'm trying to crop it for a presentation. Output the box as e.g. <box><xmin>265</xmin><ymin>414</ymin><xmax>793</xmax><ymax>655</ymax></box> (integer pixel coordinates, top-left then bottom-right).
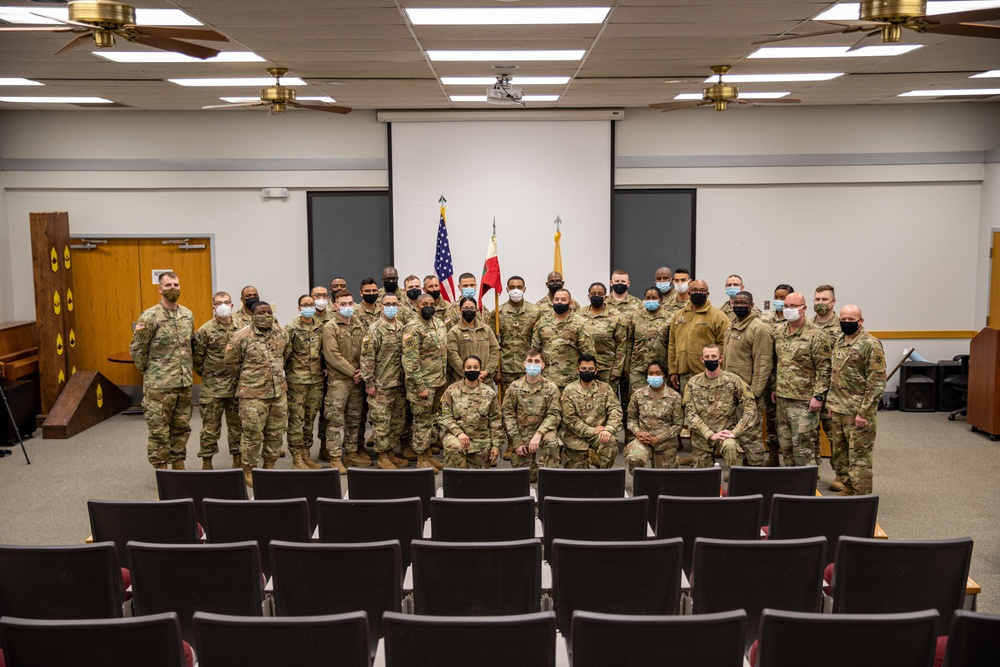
<box><xmin>42</xmin><ymin>371</ymin><xmax>131</xmax><ymax>439</ymax></box>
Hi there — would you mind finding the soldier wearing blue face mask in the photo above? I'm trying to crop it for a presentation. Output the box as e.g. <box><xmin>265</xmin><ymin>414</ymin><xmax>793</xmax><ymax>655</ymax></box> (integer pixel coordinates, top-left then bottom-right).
<box><xmin>760</xmin><ymin>283</ymin><xmax>793</xmax><ymax>465</ymax></box>
<box><xmin>284</xmin><ymin>294</ymin><xmax>325</xmax><ymax>470</ymax></box>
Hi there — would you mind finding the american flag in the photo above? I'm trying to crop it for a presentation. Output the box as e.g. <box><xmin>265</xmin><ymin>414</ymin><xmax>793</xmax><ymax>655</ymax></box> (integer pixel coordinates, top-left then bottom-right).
<box><xmin>435</xmin><ymin>204</ymin><xmax>457</xmax><ymax>303</ymax></box>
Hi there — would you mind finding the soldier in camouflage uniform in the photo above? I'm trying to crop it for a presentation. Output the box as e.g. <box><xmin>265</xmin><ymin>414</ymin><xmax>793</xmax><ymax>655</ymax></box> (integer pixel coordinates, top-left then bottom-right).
<box><xmin>192</xmin><ymin>291</ymin><xmax>241</xmax><ymax>470</ymax></box>
<box><xmin>659</xmin><ymin>267</ymin><xmax>685</xmax><ymax>316</ymax></box>
<box><xmin>629</xmin><ymin>287</ymin><xmax>673</xmax><ymax>393</ymax></box>
<box><xmin>719</xmin><ymin>275</ymin><xmax>762</xmax><ymax>323</ymax></box>
<box><xmin>623</xmin><ymin>360</ymin><xmax>684</xmax><ymax>471</ymax></box>
<box><xmin>531</xmin><ymin>289</ymin><xmax>596</xmax><ymax>390</ymax></box>
<box><xmin>579</xmin><ymin>282</ymin><xmax>627</xmax><ymax>385</ymax></box>
<box><xmin>231</xmin><ymin>285</ymin><xmax>259</xmax><ymax>330</ymax></box>
<box><xmin>536</xmin><ymin>272</ymin><xmax>581</xmax><ymax>312</ymax></box>
<box><xmin>771</xmin><ymin>292</ymin><xmax>831</xmax><ymax>467</ymax></box>
<box><xmin>667</xmin><ymin>280</ymin><xmax>729</xmax><ymax>394</ymax></box>
<box><xmin>827</xmin><ymin>305</ymin><xmax>886</xmax><ymax>496</ymax></box>
<box><xmin>130</xmin><ymin>271</ymin><xmax>195</xmax><ymax>469</ymax></box>
<box><xmin>361</xmin><ymin>292</ymin><xmax>410</xmax><ymax>469</ymax></box>
<box><xmin>309</xmin><ymin>285</ymin><xmax>332</xmax><ymax>460</ymax></box>
<box><xmin>422</xmin><ymin>275</ymin><xmax>450</xmax><ymax>325</ymax></box>
<box><xmin>402</xmin><ymin>294</ymin><xmax>448</xmax><ymax>471</ymax></box>
<box><xmin>606</xmin><ymin>269</ymin><xmax>642</xmax><ymax>422</ymax></box>
<box><xmin>560</xmin><ymin>354</ymin><xmax>623</xmax><ymax>469</ymax></box>
<box><xmin>721</xmin><ymin>291</ymin><xmax>772</xmax><ymax>466</ymax></box>
<box><xmin>284</xmin><ymin>295</ymin><xmax>325</xmax><ymax>470</ymax></box>
<box><xmin>225</xmin><ymin>301</ymin><xmax>291</xmax><ymax>486</ymax></box>
<box><xmin>439</xmin><ymin>355</ymin><xmax>504</xmax><ymax>468</ymax></box>
<box><xmin>810</xmin><ymin>284</ymin><xmax>841</xmax><ymax>478</ymax></box>
<box><xmin>683</xmin><ymin>344</ymin><xmax>758</xmax><ymax>469</ymax></box>
<box><xmin>446</xmin><ymin>297</ymin><xmax>500</xmax><ymax>384</ymax></box>
<box><xmin>355</xmin><ymin>278</ymin><xmax>381</xmax><ymax>445</ymax></box>
<box><xmin>497</xmin><ymin>276</ymin><xmax>542</xmax><ymax>394</ymax></box>
<box><xmin>445</xmin><ymin>272</ymin><xmax>493</xmax><ymax>328</ymax></box>
<box><xmin>502</xmin><ymin>349</ymin><xmax>563</xmax><ymax>479</ymax></box>
<box><xmin>399</xmin><ymin>275</ymin><xmax>423</xmax><ymax>324</ymax></box>
<box><xmin>760</xmin><ymin>284</ymin><xmax>792</xmax><ymax>465</ymax></box>
<box><xmin>322</xmin><ymin>290</ymin><xmax>370</xmax><ymax>473</ymax></box>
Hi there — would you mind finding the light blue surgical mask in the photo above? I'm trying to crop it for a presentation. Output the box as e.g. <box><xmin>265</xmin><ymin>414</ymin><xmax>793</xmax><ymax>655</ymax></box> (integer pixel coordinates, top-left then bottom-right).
<box><xmin>300</xmin><ymin>307</ymin><xmax>316</xmax><ymax>319</ymax></box>
<box><xmin>644</xmin><ymin>300</ymin><xmax>660</xmax><ymax>312</ymax></box>
<box><xmin>339</xmin><ymin>306</ymin><xmax>355</xmax><ymax>318</ymax></box>
<box><xmin>461</xmin><ymin>287</ymin><xmax>476</xmax><ymax>299</ymax></box>
<box><xmin>725</xmin><ymin>286</ymin><xmax>740</xmax><ymax>298</ymax></box>
<box><xmin>773</xmin><ymin>300</ymin><xmax>784</xmax><ymax>312</ymax></box>
<box><xmin>525</xmin><ymin>363</ymin><xmax>542</xmax><ymax>377</ymax></box>
<box><xmin>656</xmin><ymin>281</ymin><xmax>672</xmax><ymax>293</ymax></box>
<box><xmin>647</xmin><ymin>375</ymin><xmax>665</xmax><ymax>389</ymax></box>
<box><xmin>383</xmin><ymin>305</ymin><xmax>398</xmax><ymax>319</ymax></box>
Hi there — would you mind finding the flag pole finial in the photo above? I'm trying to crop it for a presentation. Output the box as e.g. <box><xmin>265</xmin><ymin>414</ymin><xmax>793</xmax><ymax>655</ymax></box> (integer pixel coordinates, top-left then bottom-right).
<box><xmin>439</xmin><ymin>194</ymin><xmax>447</xmax><ymax>204</ymax></box>
<box><xmin>492</xmin><ymin>216</ymin><xmax>496</xmax><ymax>235</ymax></box>
<box><xmin>554</xmin><ymin>214</ymin><xmax>562</xmax><ymax>232</ymax></box>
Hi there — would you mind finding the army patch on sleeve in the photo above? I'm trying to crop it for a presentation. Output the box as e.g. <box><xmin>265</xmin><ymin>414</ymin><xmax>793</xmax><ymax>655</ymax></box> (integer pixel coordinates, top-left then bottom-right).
<box><xmin>134</xmin><ymin>322</ymin><xmax>145</xmax><ymax>331</ymax></box>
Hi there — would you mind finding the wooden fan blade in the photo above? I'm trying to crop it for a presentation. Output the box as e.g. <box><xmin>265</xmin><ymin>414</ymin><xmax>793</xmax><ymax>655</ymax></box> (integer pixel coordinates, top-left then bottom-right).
<box><xmin>924</xmin><ymin>6</ymin><xmax>1000</xmax><ymax>25</ymax></box>
<box><xmin>30</xmin><ymin>12</ymin><xmax>95</xmax><ymax>28</ymax></box>
<box><xmin>130</xmin><ymin>25</ymin><xmax>228</xmax><ymax>42</ymax></box>
<box><xmin>847</xmin><ymin>28</ymin><xmax>884</xmax><ymax>51</ymax></box>
<box><xmin>0</xmin><ymin>26</ymin><xmax>75</xmax><ymax>32</ymax></box>
<box><xmin>295</xmin><ymin>103</ymin><xmax>353</xmax><ymax>114</ymax></box>
<box><xmin>650</xmin><ymin>101</ymin><xmax>702</xmax><ymax>112</ymax></box>
<box><xmin>134</xmin><ymin>35</ymin><xmax>221</xmax><ymax>59</ymax></box>
<box><xmin>54</xmin><ymin>32</ymin><xmax>93</xmax><ymax>55</ymax></box>
<box><xmin>202</xmin><ymin>102</ymin><xmax>267</xmax><ymax>109</ymax></box>
<box><xmin>750</xmin><ymin>25</ymin><xmax>866</xmax><ymax>45</ymax></box>
<box><xmin>759</xmin><ymin>98</ymin><xmax>801</xmax><ymax>104</ymax></box>
<box><xmin>925</xmin><ymin>22</ymin><xmax>1000</xmax><ymax>39</ymax></box>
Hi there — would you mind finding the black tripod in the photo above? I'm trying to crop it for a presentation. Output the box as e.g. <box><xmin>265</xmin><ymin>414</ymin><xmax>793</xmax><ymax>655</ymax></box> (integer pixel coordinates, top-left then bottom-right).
<box><xmin>0</xmin><ymin>383</ymin><xmax>31</xmax><ymax>464</ymax></box>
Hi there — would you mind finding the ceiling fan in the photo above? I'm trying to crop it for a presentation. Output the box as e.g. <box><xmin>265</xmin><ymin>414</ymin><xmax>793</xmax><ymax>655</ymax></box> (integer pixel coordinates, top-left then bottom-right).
<box><xmin>0</xmin><ymin>0</ymin><xmax>228</xmax><ymax>59</ymax></box>
<box><xmin>649</xmin><ymin>65</ymin><xmax>802</xmax><ymax>112</ymax></box>
<box><xmin>203</xmin><ymin>68</ymin><xmax>352</xmax><ymax>115</ymax></box>
<box><xmin>753</xmin><ymin>0</ymin><xmax>1000</xmax><ymax>47</ymax></box>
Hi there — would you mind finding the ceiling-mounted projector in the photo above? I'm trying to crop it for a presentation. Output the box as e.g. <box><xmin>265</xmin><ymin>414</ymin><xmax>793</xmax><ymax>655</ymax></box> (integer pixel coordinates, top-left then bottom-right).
<box><xmin>486</xmin><ymin>74</ymin><xmax>524</xmax><ymax>106</ymax></box>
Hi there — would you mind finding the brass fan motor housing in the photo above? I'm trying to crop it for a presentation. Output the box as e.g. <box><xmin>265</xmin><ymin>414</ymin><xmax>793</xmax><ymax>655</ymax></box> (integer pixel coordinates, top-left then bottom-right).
<box><xmin>859</xmin><ymin>0</ymin><xmax>927</xmax><ymax>22</ymax></box>
<box><xmin>703</xmin><ymin>83</ymin><xmax>739</xmax><ymax>102</ymax></box>
<box><xmin>260</xmin><ymin>86</ymin><xmax>295</xmax><ymax>104</ymax></box>
<box><xmin>68</xmin><ymin>1</ymin><xmax>136</xmax><ymax>28</ymax></box>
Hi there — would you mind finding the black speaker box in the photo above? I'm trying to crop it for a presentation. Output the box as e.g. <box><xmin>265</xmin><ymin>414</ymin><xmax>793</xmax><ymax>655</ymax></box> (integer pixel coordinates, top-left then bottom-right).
<box><xmin>936</xmin><ymin>360</ymin><xmax>965</xmax><ymax>412</ymax></box>
<box><xmin>898</xmin><ymin>362</ymin><xmax>937</xmax><ymax>412</ymax></box>
<box><xmin>0</xmin><ymin>379</ymin><xmax>38</xmax><ymax>445</ymax></box>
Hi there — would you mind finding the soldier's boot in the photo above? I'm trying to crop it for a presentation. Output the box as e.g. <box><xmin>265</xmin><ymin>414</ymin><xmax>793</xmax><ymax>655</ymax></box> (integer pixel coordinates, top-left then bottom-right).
<box><xmin>345</xmin><ymin>451</ymin><xmax>372</xmax><ymax>467</ymax></box>
<box><xmin>318</xmin><ymin>446</ymin><xmax>330</xmax><ymax>462</ymax></box>
<box><xmin>588</xmin><ymin>450</ymin><xmax>601</xmax><ymax>468</ymax></box>
<box><xmin>171</xmin><ymin>459</ymin><xmax>186</xmax><ymax>470</ymax></box>
<box><xmin>502</xmin><ymin>447</ymin><xmax>512</xmax><ymax>461</ymax></box>
<box><xmin>231</xmin><ymin>453</ymin><xmax>242</xmax><ymax>469</ymax></box>
<box><xmin>377</xmin><ymin>453</ymin><xmax>398</xmax><ymax>470</ymax></box>
<box><xmin>243</xmin><ymin>465</ymin><xmax>255</xmax><ymax>488</ymax></box>
<box><xmin>329</xmin><ymin>456</ymin><xmax>347</xmax><ymax>474</ymax></box>
<box><xmin>400</xmin><ymin>445</ymin><xmax>418</xmax><ymax>462</ymax></box>
<box><xmin>303</xmin><ymin>456</ymin><xmax>323</xmax><ymax>470</ymax></box>
<box><xmin>678</xmin><ymin>454</ymin><xmax>693</xmax><ymax>466</ymax></box>
<box><xmin>625</xmin><ymin>458</ymin><xmax>636</xmax><ymax>476</ymax></box>
<box><xmin>416</xmin><ymin>451</ymin><xmax>441</xmax><ymax>473</ymax></box>
<box><xmin>387</xmin><ymin>450</ymin><xmax>409</xmax><ymax>468</ymax></box>
<box><xmin>291</xmin><ymin>450</ymin><xmax>311</xmax><ymax>470</ymax></box>
<box><xmin>829</xmin><ymin>477</ymin><xmax>847</xmax><ymax>493</ymax></box>
<box><xmin>262</xmin><ymin>457</ymin><xmax>277</xmax><ymax>470</ymax></box>
<box><xmin>430</xmin><ymin>444</ymin><xmax>442</xmax><ymax>455</ymax></box>
<box><xmin>202</xmin><ymin>458</ymin><xmax>213</xmax><ymax>470</ymax></box>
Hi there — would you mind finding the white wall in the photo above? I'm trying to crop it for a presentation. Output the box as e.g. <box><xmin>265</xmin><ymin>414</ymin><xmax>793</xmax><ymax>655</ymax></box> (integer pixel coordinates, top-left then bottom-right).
<box><xmin>977</xmin><ymin>159</ymin><xmax>1000</xmax><ymax>328</ymax></box>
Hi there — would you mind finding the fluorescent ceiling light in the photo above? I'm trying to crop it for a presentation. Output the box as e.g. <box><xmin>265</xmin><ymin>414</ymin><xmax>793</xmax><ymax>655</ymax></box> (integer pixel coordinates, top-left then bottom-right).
<box><xmin>0</xmin><ymin>78</ymin><xmax>43</xmax><ymax>86</ymax></box>
<box><xmin>675</xmin><ymin>92</ymin><xmax>791</xmax><ymax>100</ymax></box>
<box><xmin>450</xmin><ymin>95</ymin><xmax>560</xmax><ymax>102</ymax></box>
<box><xmin>971</xmin><ymin>70</ymin><xmax>1000</xmax><ymax>78</ymax></box>
<box><xmin>0</xmin><ymin>7</ymin><xmax>201</xmax><ymax>25</ymax></box>
<box><xmin>703</xmin><ymin>73</ymin><xmax>843</xmax><ymax>83</ymax></box>
<box><xmin>441</xmin><ymin>76</ymin><xmax>571</xmax><ymax>85</ymax></box>
<box><xmin>0</xmin><ymin>96</ymin><xmax>113</xmax><ymax>103</ymax></box>
<box><xmin>899</xmin><ymin>88</ymin><xmax>1000</xmax><ymax>96</ymax></box>
<box><xmin>220</xmin><ymin>96</ymin><xmax>336</xmax><ymax>103</ymax></box>
<box><xmin>816</xmin><ymin>1</ymin><xmax>1000</xmax><ymax>21</ymax></box>
<box><xmin>749</xmin><ymin>45</ymin><xmax>922</xmax><ymax>58</ymax></box>
<box><xmin>428</xmin><ymin>50</ymin><xmax>585</xmax><ymax>62</ymax></box>
<box><xmin>406</xmin><ymin>7</ymin><xmax>610</xmax><ymax>25</ymax></box>
<box><xmin>94</xmin><ymin>52</ymin><xmax>264</xmax><ymax>64</ymax></box>
<box><xmin>169</xmin><ymin>77</ymin><xmax>305</xmax><ymax>87</ymax></box>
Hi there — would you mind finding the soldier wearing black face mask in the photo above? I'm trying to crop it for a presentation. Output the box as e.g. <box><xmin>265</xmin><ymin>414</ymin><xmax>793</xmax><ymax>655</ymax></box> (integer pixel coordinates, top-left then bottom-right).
<box><xmin>720</xmin><ymin>291</ymin><xmax>771</xmax><ymax>466</ymax></box>
<box><xmin>232</xmin><ymin>285</ymin><xmax>260</xmax><ymax>329</ymax></box>
<box><xmin>377</xmin><ymin>266</ymin><xmax>400</xmax><ymax>300</ymax></box>
<box><xmin>445</xmin><ymin>297</ymin><xmax>500</xmax><ymax>384</ymax></box>
<box><xmin>667</xmin><ymin>279</ymin><xmax>729</xmax><ymax>395</ymax></box>
<box><xmin>535</xmin><ymin>270</ymin><xmax>580</xmax><ymax>313</ymax></box>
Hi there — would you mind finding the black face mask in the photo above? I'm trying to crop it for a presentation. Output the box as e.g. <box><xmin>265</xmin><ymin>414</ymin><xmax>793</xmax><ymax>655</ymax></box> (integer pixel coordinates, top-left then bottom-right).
<box><xmin>421</xmin><ymin>306</ymin><xmax>436</xmax><ymax>320</ymax></box>
<box><xmin>703</xmin><ymin>359</ymin><xmax>720</xmax><ymax>372</ymax></box>
<box><xmin>243</xmin><ymin>296</ymin><xmax>259</xmax><ymax>312</ymax></box>
<box><xmin>406</xmin><ymin>288</ymin><xmax>422</xmax><ymax>301</ymax></box>
<box><xmin>383</xmin><ymin>280</ymin><xmax>398</xmax><ymax>292</ymax></box>
<box><xmin>462</xmin><ymin>310</ymin><xmax>477</xmax><ymax>322</ymax></box>
<box><xmin>840</xmin><ymin>321</ymin><xmax>860</xmax><ymax>336</ymax></box>
<box><xmin>579</xmin><ymin>370</ymin><xmax>597</xmax><ymax>383</ymax></box>
<box><xmin>611</xmin><ymin>283</ymin><xmax>628</xmax><ymax>295</ymax></box>
<box><xmin>426</xmin><ymin>289</ymin><xmax>440</xmax><ymax>300</ymax></box>
<box><xmin>690</xmin><ymin>293</ymin><xmax>708</xmax><ymax>306</ymax></box>
<box><xmin>589</xmin><ymin>295</ymin><xmax>605</xmax><ymax>308</ymax></box>
<box><xmin>732</xmin><ymin>306</ymin><xmax>750</xmax><ymax>319</ymax></box>
<box><xmin>362</xmin><ymin>293</ymin><xmax>379</xmax><ymax>304</ymax></box>
<box><xmin>553</xmin><ymin>303</ymin><xmax>570</xmax><ymax>315</ymax></box>
<box><xmin>548</xmin><ymin>282</ymin><xmax>563</xmax><ymax>295</ymax></box>
<box><xmin>464</xmin><ymin>370</ymin><xmax>480</xmax><ymax>382</ymax></box>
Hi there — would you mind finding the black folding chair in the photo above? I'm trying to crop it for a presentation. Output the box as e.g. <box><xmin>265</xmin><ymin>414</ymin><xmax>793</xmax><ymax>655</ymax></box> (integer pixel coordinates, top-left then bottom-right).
<box><xmin>943</xmin><ymin>609</ymin><xmax>1000</xmax><ymax>667</ymax></box>
<box><xmin>430</xmin><ymin>496</ymin><xmax>535</xmax><ymax>542</ymax></box>
<box><xmin>541</xmin><ymin>496</ymin><xmax>647</xmax><ymax>560</ymax></box>
<box><xmin>250</xmin><ymin>468</ymin><xmax>342</xmax><ymax>527</ymax></box>
<box><xmin>154</xmin><ymin>468</ymin><xmax>247</xmax><ymax>525</ymax></box>
<box><xmin>537</xmin><ymin>468</ymin><xmax>625</xmax><ymax>512</ymax></box>
<box><xmin>767</xmin><ymin>494</ymin><xmax>879</xmax><ymax>565</ymax></box>
<box><xmin>632</xmin><ymin>467</ymin><xmax>721</xmax><ymax>526</ymax></box>
<box><xmin>88</xmin><ymin>499</ymin><xmax>200</xmax><ymax>565</ymax></box>
<box><xmin>202</xmin><ymin>498</ymin><xmax>311</xmax><ymax>578</ymax></box>
<box><xmin>441</xmin><ymin>467</ymin><xmax>531</xmax><ymax>498</ymax></box>
<box><xmin>347</xmin><ymin>468</ymin><xmax>436</xmax><ymax>520</ymax></box>
<box><xmin>655</xmin><ymin>495</ymin><xmax>762</xmax><ymax>574</ymax></box>
<box><xmin>316</xmin><ymin>497</ymin><xmax>423</xmax><ymax>567</ymax></box>
<box><xmin>726</xmin><ymin>465</ymin><xmax>818</xmax><ymax>527</ymax></box>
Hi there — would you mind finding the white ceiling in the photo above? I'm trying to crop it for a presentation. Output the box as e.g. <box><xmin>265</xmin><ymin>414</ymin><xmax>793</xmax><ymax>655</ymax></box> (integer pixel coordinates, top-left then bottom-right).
<box><xmin>1</xmin><ymin>0</ymin><xmax>999</xmax><ymax>111</ymax></box>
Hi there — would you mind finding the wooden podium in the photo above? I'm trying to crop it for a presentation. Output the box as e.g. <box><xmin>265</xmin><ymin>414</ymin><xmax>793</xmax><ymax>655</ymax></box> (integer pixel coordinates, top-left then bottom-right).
<box><xmin>967</xmin><ymin>327</ymin><xmax>1000</xmax><ymax>440</ymax></box>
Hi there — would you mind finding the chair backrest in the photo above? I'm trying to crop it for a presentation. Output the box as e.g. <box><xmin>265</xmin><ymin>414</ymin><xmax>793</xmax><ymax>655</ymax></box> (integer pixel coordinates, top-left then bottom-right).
<box><xmin>537</xmin><ymin>468</ymin><xmax>625</xmax><ymax>511</ymax></box>
<box><xmin>726</xmin><ymin>465</ymin><xmax>818</xmax><ymax>526</ymax></box>
<box><xmin>202</xmin><ymin>498</ymin><xmax>311</xmax><ymax>578</ymax></box>
<box><xmin>411</xmin><ymin>538</ymin><xmax>542</xmax><ymax>616</ymax></box>
<box><xmin>768</xmin><ymin>494</ymin><xmax>879</xmax><ymax>564</ymax></box>
<box><xmin>831</xmin><ymin>536</ymin><xmax>973</xmax><ymax>629</ymax></box>
<box><xmin>316</xmin><ymin>497</ymin><xmax>423</xmax><ymax>567</ymax></box>
<box><xmin>570</xmin><ymin>610</ymin><xmax>747</xmax><ymax>667</ymax></box>
<box><xmin>655</xmin><ymin>495</ymin><xmax>763</xmax><ymax>574</ymax></box>
<box><xmin>944</xmin><ymin>610</ymin><xmax>1000</xmax><ymax>667</ymax></box>
<box><xmin>250</xmin><ymin>468</ymin><xmax>342</xmax><ymax>526</ymax></box>
<box><xmin>690</xmin><ymin>536</ymin><xmax>827</xmax><ymax>654</ymax></box>
<box><xmin>551</xmin><ymin>539</ymin><xmax>683</xmax><ymax>637</ymax></box>
<box><xmin>126</xmin><ymin>540</ymin><xmax>264</xmax><ymax>644</ymax></box>
<box><xmin>632</xmin><ymin>467</ymin><xmax>721</xmax><ymax>526</ymax></box>
<box><xmin>88</xmin><ymin>499</ymin><xmax>200</xmax><ymax>565</ymax></box>
<box><xmin>0</xmin><ymin>612</ymin><xmax>187</xmax><ymax>667</ymax></box>
<box><xmin>382</xmin><ymin>610</ymin><xmax>556</xmax><ymax>667</ymax></box>
<box><xmin>757</xmin><ymin>609</ymin><xmax>939</xmax><ymax>667</ymax></box>
<box><xmin>430</xmin><ymin>496</ymin><xmax>535</xmax><ymax>542</ymax></box>
<box><xmin>154</xmin><ymin>468</ymin><xmax>247</xmax><ymax>524</ymax></box>
<box><xmin>0</xmin><ymin>542</ymin><xmax>124</xmax><ymax>619</ymax></box>
<box><xmin>193</xmin><ymin>610</ymin><xmax>370</xmax><ymax>667</ymax></box>
<box><xmin>441</xmin><ymin>467</ymin><xmax>532</xmax><ymax>498</ymax></box>
<box><xmin>269</xmin><ymin>539</ymin><xmax>402</xmax><ymax>656</ymax></box>
<box><xmin>346</xmin><ymin>468</ymin><xmax>436</xmax><ymax>520</ymax></box>
<box><xmin>541</xmin><ymin>496</ymin><xmax>647</xmax><ymax>560</ymax></box>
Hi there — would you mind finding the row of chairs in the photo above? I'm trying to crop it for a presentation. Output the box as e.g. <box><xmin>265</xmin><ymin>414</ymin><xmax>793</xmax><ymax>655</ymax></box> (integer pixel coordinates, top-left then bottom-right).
<box><xmin>3</xmin><ymin>607</ymin><xmax>998</xmax><ymax>667</ymax></box>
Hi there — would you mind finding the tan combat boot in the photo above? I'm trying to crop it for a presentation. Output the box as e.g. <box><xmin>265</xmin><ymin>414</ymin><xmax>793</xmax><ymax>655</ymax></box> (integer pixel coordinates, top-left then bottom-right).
<box><xmin>416</xmin><ymin>451</ymin><xmax>442</xmax><ymax>472</ymax></box>
<box><xmin>171</xmin><ymin>459</ymin><xmax>186</xmax><ymax>470</ymax></box>
<box><xmin>262</xmin><ymin>458</ymin><xmax>276</xmax><ymax>469</ymax></box>
<box><xmin>329</xmin><ymin>456</ymin><xmax>347</xmax><ymax>474</ymax></box>
<box><xmin>232</xmin><ymin>453</ymin><xmax>242</xmax><ymax>469</ymax></box>
<box><xmin>243</xmin><ymin>465</ymin><xmax>255</xmax><ymax>488</ymax></box>
<box><xmin>829</xmin><ymin>477</ymin><xmax>846</xmax><ymax>492</ymax></box>
<box><xmin>377</xmin><ymin>453</ymin><xmax>398</xmax><ymax>470</ymax></box>
<box><xmin>291</xmin><ymin>450</ymin><xmax>311</xmax><ymax>470</ymax></box>
<box><xmin>387</xmin><ymin>450</ymin><xmax>409</xmax><ymax>468</ymax></box>
<box><xmin>304</xmin><ymin>456</ymin><xmax>322</xmax><ymax>470</ymax></box>
<box><xmin>400</xmin><ymin>445</ymin><xmax>418</xmax><ymax>462</ymax></box>
<box><xmin>502</xmin><ymin>448</ymin><xmax>512</xmax><ymax>461</ymax></box>
<box><xmin>345</xmin><ymin>451</ymin><xmax>372</xmax><ymax>467</ymax></box>
<box><xmin>202</xmin><ymin>458</ymin><xmax>213</xmax><ymax>470</ymax></box>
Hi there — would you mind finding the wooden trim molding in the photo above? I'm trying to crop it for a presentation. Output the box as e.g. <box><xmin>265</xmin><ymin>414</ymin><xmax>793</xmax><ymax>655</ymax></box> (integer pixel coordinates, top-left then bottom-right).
<box><xmin>869</xmin><ymin>330</ymin><xmax>978</xmax><ymax>339</ymax></box>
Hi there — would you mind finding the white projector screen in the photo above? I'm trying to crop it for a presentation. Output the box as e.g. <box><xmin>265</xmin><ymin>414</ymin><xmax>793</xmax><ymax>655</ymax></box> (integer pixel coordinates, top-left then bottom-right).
<box><xmin>391</xmin><ymin>120</ymin><xmax>612</xmax><ymax>305</ymax></box>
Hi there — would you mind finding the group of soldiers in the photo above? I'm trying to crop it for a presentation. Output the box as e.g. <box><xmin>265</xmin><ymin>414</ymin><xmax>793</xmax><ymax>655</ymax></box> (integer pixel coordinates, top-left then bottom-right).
<box><xmin>130</xmin><ymin>265</ymin><xmax>886</xmax><ymax>495</ymax></box>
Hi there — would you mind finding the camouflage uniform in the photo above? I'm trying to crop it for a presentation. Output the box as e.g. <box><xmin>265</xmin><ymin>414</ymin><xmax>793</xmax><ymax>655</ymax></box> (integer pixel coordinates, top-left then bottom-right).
<box><xmin>231</xmin><ymin>308</ymin><xmax>254</xmax><ymax>330</ymax></box>
<box><xmin>353</xmin><ymin>301</ymin><xmax>381</xmax><ymax>437</ymax></box>
<box><xmin>579</xmin><ymin>305</ymin><xmax>627</xmax><ymax>385</ymax></box>
<box><xmin>322</xmin><ymin>314</ymin><xmax>367</xmax><ymax>459</ymax></box>
<box><xmin>720</xmin><ymin>301</ymin><xmax>762</xmax><ymax>323</ymax></box>
<box><xmin>444</xmin><ymin>302</ymin><xmax>493</xmax><ymax>330</ymax></box>
<box><xmin>627</xmin><ymin>307</ymin><xmax>672</xmax><ymax>391</ymax></box>
<box><xmin>284</xmin><ymin>316</ymin><xmax>325</xmax><ymax>457</ymax></box>
<box><xmin>313</xmin><ymin>306</ymin><xmax>333</xmax><ymax>452</ymax></box>
<box><xmin>356</xmin><ymin>301</ymin><xmax>381</xmax><ymax>330</ymax></box>
<box><xmin>192</xmin><ymin>317</ymin><xmax>240</xmax><ymax>458</ymax></box>
<box><xmin>721</xmin><ymin>312</ymin><xmax>773</xmax><ymax>466</ymax></box>
<box><xmin>623</xmin><ymin>385</ymin><xmax>685</xmax><ymax>469</ymax></box>
<box><xmin>130</xmin><ymin>303</ymin><xmax>195</xmax><ymax>466</ymax></box>
<box><xmin>446</xmin><ymin>319</ymin><xmax>500</xmax><ymax>384</ymax></box>
<box><xmin>402</xmin><ymin>315</ymin><xmax>449</xmax><ymax>453</ymax></box>
<box><xmin>498</xmin><ymin>300</ymin><xmax>542</xmax><ymax>392</ymax></box>
<box><xmin>772</xmin><ymin>320</ymin><xmax>831</xmax><ymax>467</ymax></box>
<box><xmin>225</xmin><ymin>322</ymin><xmax>291</xmax><ymax>468</ymax></box>
<box><xmin>430</xmin><ymin>296</ymin><xmax>449</xmax><ymax>325</ymax></box>
<box><xmin>760</xmin><ymin>310</ymin><xmax>786</xmax><ymax>464</ymax></box>
<box><xmin>811</xmin><ymin>312</ymin><xmax>842</xmax><ymax>460</ymax></box>
<box><xmin>531</xmin><ymin>313</ymin><xmax>597</xmax><ymax>390</ymax></box>
<box><xmin>361</xmin><ymin>317</ymin><xmax>406</xmax><ymax>453</ymax></box>
<box><xmin>560</xmin><ymin>379</ymin><xmax>623</xmax><ymax>469</ymax></box>
<box><xmin>661</xmin><ymin>291</ymin><xmax>685</xmax><ymax>317</ymax></box>
<box><xmin>827</xmin><ymin>327</ymin><xmax>886</xmax><ymax>495</ymax></box>
<box><xmin>667</xmin><ymin>299</ymin><xmax>729</xmax><ymax>393</ymax></box>
<box><xmin>606</xmin><ymin>293</ymin><xmax>642</xmax><ymax>423</ymax></box>
<box><xmin>683</xmin><ymin>370</ymin><xmax>758</xmax><ymax>468</ymax></box>
<box><xmin>439</xmin><ymin>380</ymin><xmax>504</xmax><ymax>468</ymax></box>
<box><xmin>502</xmin><ymin>375</ymin><xmax>563</xmax><ymax>477</ymax></box>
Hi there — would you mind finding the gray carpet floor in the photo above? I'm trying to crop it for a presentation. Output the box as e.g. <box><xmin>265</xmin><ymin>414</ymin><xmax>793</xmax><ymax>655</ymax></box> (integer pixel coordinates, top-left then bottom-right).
<box><xmin>1</xmin><ymin>408</ymin><xmax>997</xmax><ymax>613</ymax></box>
